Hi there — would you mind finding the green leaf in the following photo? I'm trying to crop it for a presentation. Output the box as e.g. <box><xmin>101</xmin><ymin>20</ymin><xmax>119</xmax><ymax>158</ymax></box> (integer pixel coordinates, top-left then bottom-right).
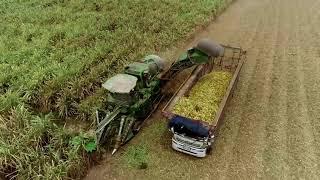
<box><xmin>70</xmin><ymin>136</ymin><xmax>83</xmax><ymax>147</ymax></box>
<box><xmin>84</xmin><ymin>140</ymin><xmax>97</xmax><ymax>153</ymax></box>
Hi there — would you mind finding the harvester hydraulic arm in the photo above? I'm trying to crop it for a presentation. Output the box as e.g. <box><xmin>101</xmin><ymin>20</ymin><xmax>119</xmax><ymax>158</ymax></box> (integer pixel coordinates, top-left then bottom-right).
<box><xmin>161</xmin><ymin>39</ymin><xmax>224</xmax><ymax>81</ymax></box>
<box><xmin>161</xmin><ymin>55</ymin><xmax>197</xmax><ymax>80</ymax></box>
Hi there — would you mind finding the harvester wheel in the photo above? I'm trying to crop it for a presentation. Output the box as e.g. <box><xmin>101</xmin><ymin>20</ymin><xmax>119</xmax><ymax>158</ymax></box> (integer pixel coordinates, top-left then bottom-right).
<box><xmin>132</xmin><ymin>120</ymin><xmax>143</xmax><ymax>134</ymax></box>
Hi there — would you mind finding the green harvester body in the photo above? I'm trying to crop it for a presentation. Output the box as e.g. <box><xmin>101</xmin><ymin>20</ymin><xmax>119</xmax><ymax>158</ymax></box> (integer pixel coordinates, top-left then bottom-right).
<box><xmin>96</xmin><ymin>39</ymin><xmax>224</xmax><ymax>154</ymax></box>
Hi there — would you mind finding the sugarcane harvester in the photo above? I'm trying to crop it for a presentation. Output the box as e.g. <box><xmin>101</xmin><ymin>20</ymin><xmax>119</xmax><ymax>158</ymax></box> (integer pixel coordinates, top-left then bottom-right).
<box><xmin>96</xmin><ymin>39</ymin><xmax>224</xmax><ymax>154</ymax></box>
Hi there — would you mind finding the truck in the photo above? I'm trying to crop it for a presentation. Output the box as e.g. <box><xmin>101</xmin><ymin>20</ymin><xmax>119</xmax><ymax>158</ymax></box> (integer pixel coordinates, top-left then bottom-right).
<box><xmin>162</xmin><ymin>45</ymin><xmax>246</xmax><ymax>157</ymax></box>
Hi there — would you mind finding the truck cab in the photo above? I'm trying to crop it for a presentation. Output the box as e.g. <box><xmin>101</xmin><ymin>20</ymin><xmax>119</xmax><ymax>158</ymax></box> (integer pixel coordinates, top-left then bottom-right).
<box><xmin>169</xmin><ymin>115</ymin><xmax>214</xmax><ymax>157</ymax></box>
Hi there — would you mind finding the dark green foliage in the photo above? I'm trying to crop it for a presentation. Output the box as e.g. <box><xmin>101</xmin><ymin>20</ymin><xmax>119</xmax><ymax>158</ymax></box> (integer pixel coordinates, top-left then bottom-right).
<box><xmin>1</xmin><ymin>0</ymin><xmax>229</xmax><ymax>121</ymax></box>
<box><xmin>0</xmin><ymin>106</ymin><xmax>92</xmax><ymax>179</ymax></box>
<box><xmin>71</xmin><ymin>134</ymin><xmax>97</xmax><ymax>153</ymax></box>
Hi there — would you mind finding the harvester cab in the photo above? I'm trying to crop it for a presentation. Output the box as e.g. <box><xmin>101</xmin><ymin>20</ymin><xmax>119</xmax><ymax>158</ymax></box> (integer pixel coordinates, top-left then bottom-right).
<box><xmin>103</xmin><ymin>55</ymin><xmax>165</xmax><ymax>106</ymax></box>
<box><xmin>102</xmin><ymin>74</ymin><xmax>137</xmax><ymax>106</ymax></box>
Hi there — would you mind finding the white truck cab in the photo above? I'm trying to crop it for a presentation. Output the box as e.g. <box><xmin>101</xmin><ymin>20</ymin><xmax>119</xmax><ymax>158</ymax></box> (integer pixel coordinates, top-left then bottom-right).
<box><xmin>171</xmin><ymin>132</ymin><xmax>214</xmax><ymax>158</ymax></box>
<box><xmin>168</xmin><ymin>117</ymin><xmax>214</xmax><ymax>158</ymax></box>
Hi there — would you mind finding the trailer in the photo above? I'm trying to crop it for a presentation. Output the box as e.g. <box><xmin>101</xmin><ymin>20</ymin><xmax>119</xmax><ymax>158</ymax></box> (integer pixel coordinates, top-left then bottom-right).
<box><xmin>162</xmin><ymin>45</ymin><xmax>246</xmax><ymax>157</ymax></box>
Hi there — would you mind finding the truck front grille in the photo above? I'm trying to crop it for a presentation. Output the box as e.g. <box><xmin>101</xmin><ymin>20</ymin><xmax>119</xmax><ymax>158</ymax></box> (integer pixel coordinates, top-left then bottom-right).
<box><xmin>174</xmin><ymin>134</ymin><xmax>206</xmax><ymax>148</ymax></box>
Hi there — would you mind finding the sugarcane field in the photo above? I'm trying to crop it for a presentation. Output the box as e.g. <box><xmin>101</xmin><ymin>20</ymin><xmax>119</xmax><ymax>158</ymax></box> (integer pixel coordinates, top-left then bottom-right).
<box><xmin>1</xmin><ymin>0</ymin><xmax>320</xmax><ymax>179</ymax></box>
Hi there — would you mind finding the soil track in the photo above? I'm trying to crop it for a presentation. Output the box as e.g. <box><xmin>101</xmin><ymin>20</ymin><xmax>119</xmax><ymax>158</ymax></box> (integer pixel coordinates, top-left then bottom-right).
<box><xmin>85</xmin><ymin>0</ymin><xmax>320</xmax><ymax>179</ymax></box>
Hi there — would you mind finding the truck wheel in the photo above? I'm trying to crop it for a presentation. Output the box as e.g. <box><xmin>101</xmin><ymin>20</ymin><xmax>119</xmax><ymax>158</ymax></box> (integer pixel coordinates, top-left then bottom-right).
<box><xmin>206</xmin><ymin>146</ymin><xmax>212</xmax><ymax>155</ymax></box>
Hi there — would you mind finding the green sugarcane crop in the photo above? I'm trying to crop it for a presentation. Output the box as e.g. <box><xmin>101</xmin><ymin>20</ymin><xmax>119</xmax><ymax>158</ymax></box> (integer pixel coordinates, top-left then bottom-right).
<box><xmin>173</xmin><ymin>71</ymin><xmax>232</xmax><ymax>123</ymax></box>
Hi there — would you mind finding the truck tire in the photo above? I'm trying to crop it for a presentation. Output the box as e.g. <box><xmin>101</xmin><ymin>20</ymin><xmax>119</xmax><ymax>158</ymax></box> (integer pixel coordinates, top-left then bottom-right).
<box><xmin>206</xmin><ymin>145</ymin><xmax>212</xmax><ymax>155</ymax></box>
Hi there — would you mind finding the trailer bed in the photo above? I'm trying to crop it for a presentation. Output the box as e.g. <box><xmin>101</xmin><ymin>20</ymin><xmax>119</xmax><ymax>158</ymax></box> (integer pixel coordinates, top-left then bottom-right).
<box><xmin>163</xmin><ymin>45</ymin><xmax>246</xmax><ymax>136</ymax></box>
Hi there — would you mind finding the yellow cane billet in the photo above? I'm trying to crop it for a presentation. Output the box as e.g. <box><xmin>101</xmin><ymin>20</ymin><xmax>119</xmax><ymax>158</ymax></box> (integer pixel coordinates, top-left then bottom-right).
<box><xmin>173</xmin><ymin>71</ymin><xmax>232</xmax><ymax>123</ymax></box>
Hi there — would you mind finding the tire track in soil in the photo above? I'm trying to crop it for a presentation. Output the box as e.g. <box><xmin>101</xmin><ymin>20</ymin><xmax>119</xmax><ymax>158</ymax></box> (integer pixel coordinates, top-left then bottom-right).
<box><xmin>261</xmin><ymin>0</ymin><xmax>291</xmax><ymax>178</ymax></box>
<box><xmin>289</xmin><ymin>0</ymin><xmax>320</xmax><ymax>177</ymax></box>
<box><xmin>302</xmin><ymin>0</ymin><xmax>320</xmax><ymax>172</ymax></box>
<box><xmin>223</xmin><ymin>0</ymin><xmax>280</xmax><ymax>178</ymax></box>
<box><xmin>284</xmin><ymin>0</ymin><xmax>319</xmax><ymax>178</ymax></box>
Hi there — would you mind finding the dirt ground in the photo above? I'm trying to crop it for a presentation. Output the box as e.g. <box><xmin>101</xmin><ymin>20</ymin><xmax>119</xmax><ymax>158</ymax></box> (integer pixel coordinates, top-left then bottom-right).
<box><xmin>85</xmin><ymin>0</ymin><xmax>320</xmax><ymax>179</ymax></box>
